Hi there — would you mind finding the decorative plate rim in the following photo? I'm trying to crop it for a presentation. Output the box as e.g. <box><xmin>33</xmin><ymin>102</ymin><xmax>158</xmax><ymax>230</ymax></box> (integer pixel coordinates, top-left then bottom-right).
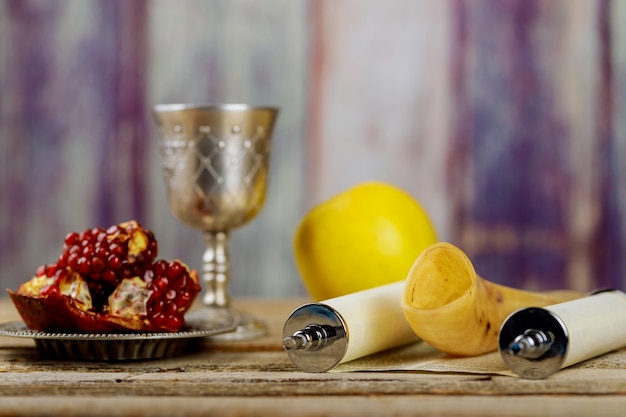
<box><xmin>0</xmin><ymin>318</ymin><xmax>237</xmax><ymax>341</ymax></box>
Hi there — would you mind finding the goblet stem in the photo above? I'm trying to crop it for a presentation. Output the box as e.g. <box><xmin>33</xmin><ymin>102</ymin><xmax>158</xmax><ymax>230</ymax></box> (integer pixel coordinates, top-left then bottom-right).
<box><xmin>202</xmin><ymin>231</ymin><xmax>231</xmax><ymax>307</ymax></box>
<box><xmin>199</xmin><ymin>230</ymin><xmax>268</xmax><ymax>340</ymax></box>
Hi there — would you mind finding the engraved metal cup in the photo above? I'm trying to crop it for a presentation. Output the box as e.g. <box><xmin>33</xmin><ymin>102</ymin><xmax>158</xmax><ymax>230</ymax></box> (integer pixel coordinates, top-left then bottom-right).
<box><xmin>152</xmin><ymin>104</ymin><xmax>279</xmax><ymax>338</ymax></box>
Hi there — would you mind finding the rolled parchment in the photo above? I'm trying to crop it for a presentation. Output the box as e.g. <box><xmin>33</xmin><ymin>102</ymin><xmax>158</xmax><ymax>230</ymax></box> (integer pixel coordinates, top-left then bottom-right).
<box><xmin>499</xmin><ymin>289</ymin><xmax>626</xmax><ymax>379</ymax></box>
<box><xmin>282</xmin><ymin>281</ymin><xmax>419</xmax><ymax>372</ymax></box>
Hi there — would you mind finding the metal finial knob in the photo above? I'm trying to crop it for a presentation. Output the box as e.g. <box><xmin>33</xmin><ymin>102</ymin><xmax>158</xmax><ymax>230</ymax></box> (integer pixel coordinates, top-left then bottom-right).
<box><xmin>282</xmin><ymin>324</ymin><xmax>337</xmax><ymax>352</ymax></box>
<box><xmin>507</xmin><ymin>328</ymin><xmax>554</xmax><ymax>359</ymax></box>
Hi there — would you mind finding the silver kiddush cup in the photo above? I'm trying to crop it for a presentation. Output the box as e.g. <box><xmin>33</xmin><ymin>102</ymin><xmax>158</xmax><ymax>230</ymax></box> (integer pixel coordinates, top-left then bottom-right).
<box><xmin>152</xmin><ymin>103</ymin><xmax>279</xmax><ymax>340</ymax></box>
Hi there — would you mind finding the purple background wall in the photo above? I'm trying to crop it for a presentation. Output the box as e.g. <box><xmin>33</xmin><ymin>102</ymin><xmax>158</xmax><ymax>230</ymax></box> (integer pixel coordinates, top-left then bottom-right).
<box><xmin>1</xmin><ymin>0</ymin><xmax>625</xmax><ymax>298</ymax></box>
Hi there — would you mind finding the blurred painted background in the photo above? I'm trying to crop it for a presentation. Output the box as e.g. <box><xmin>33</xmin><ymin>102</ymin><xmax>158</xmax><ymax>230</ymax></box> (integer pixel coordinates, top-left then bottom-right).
<box><xmin>1</xmin><ymin>0</ymin><xmax>625</xmax><ymax>298</ymax></box>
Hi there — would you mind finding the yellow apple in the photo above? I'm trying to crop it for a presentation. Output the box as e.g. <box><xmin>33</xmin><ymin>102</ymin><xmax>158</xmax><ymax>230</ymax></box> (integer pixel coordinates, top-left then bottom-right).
<box><xmin>293</xmin><ymin>181</ymin><xmax>438</xmax><ymax>301</ymax></box>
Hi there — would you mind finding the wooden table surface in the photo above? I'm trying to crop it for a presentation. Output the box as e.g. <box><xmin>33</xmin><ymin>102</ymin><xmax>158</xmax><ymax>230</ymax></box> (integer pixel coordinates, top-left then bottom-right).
<box><xmin>1</xmin><ymin>297</ymin><xmax>626</xmax><ymax>417</ymax></box>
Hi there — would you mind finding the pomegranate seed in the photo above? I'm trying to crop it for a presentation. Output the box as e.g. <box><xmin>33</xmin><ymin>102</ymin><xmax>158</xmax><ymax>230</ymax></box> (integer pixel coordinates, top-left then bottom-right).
<box><xmin>107</xmin><ymin>255</ymin><xmax>122</xmax><ymax>269</ymax></box>
<box><xmin>100</xmin><ymin>269</ymin><xmax>117</xmax><ymax>284</ymax></box>
<box><xmin>155</xmin><ymin>277</ymin><xmax>169</xmax><ymax>291</ymax></box>
<box><xmin>166</xmin><ymin>315</ymin><xmax>183</xmax><ymax>330</ymax></box>
<box><xmin>36</xmin><ymin>264</ymin><xmax>46</xmax><ymax>276</ymax></box>
<box><xmin>106</xmin><ymin>225</ymin><xmax>121</xmax><ymax>235</ymax></box>
<box><xmin>78</xmin><ymin>231</ymin><xmax>89</xmax><ymax>242</ymax></box>
<box><xmin>64</xmin><ymin>232</ymin><xmax>80</xmax><ymax>246</ymax></box>
<box><xmin>143</xmin><ymin>269</ymin><xmax>154</xmax><ymax>283</ymax></box>
<box><xmin>94</xmin><ymin>246</ymin><xmax>107</xmax><ymax>258</ymax></box>
<box><xmin>82</xmin><ymin>245</ymin><xmax>94</xmax><ymax>256</ymax></box>
<box><xmin>91</xmin><ymin>257</ymin><xmax>105</xmax><ymax>273</ymax></box>
<box><xmin>68</xmin><ymin>253</ymin><xmax>80</xmax><ymax>269</ymax></box>
<box><xmin>47</xmin><ymin>264</ymin><xmax>59</xmax><ymax>276</ymax></box>
<box><xmin>173</xmin><ymin>276</ymin><xmax>187</xmax><ymax>291</ymax></box>
<box><xmin>76</xmin><ymin>257</ymin><xmax>91</xmax><ymax>274</ymax></box>
<box><xmin>166</xmin><ymin>262</ymin><xmax>182</xmax><ymax>279</ymax></box>
<box><xmin>109</xmin><ymin>244</ymin><xmax>123</xmax><ymax>257</ymax></box>
<box><xmin>155</xmin><ymin>261</ymin><xmax>167</xmax><ymax>276</ymax></box>
<box><xmin>167</xmin><ymin>302</ymin><xmax>178</xmax><ymax>314</ymax></box>
<box><xmin>152</xmin><ymin>313</ymin><xmax>165</xmax><ymax>326</ymax></box>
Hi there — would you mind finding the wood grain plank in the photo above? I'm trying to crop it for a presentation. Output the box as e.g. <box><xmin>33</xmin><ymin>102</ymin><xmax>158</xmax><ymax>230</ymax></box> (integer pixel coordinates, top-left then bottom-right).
<box><xmin>0</xmin><ymin>364</ymin><xmax>625</xmax><ymax>397</ymax></box>
<box><xmin>0</xmin><ymin>395</ymin><xmax>624</xmax><ymax>417</ymax></box>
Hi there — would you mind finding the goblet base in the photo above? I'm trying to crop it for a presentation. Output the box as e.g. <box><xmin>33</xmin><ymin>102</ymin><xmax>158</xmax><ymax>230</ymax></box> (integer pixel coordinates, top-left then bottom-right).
<box><xmin>209</xmin><ymin>310</ymin><xmax>268</xmax><ymax>341</ymax></box>
<box><xmin>186</xmin><ymin>307</ymin><xmax>267</xmax><ymax>341</ymax></box>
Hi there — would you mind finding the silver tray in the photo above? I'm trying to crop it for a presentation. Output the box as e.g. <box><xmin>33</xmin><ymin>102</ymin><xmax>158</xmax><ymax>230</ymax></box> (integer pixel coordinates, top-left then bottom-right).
<box><xmin>0</xmin><ymin>313</ymin><xmax>237</xmax><ymax>361</ymax></box>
